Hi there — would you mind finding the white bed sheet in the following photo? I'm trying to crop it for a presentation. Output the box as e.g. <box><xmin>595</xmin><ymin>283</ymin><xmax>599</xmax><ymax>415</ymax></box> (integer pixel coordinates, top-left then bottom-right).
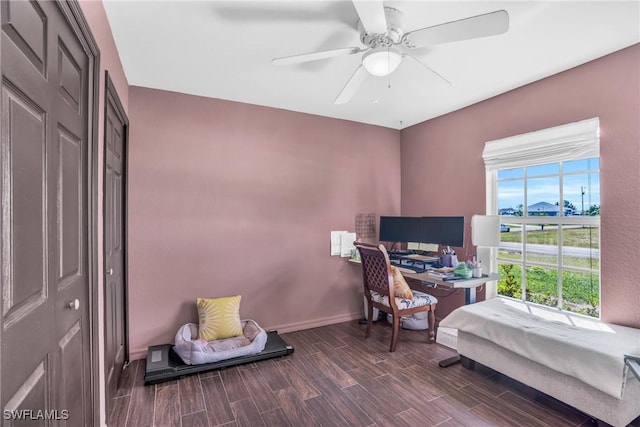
<box><xmin>440</xmin><ymin>297</ymin><xmax>640</xmax><ymax>398</ymax></box>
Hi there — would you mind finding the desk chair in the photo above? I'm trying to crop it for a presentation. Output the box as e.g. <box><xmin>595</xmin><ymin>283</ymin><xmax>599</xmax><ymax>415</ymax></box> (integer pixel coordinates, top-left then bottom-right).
<box><xmin>355</xmin><ymin>242</ymin><xmax>438</xmax><ymax>352</ymax></box>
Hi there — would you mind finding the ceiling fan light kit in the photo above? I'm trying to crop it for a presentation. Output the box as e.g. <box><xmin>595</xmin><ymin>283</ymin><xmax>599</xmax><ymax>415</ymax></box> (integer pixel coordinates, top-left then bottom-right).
<box><xmin>362</xmin><ymin>47</ymin><xmax>402</xmax><ymax>77</ymax></box>
<box><xmin>273</xmin><ymin>1</ymin><xmax>509</xmax><ymax>104</ymax></box>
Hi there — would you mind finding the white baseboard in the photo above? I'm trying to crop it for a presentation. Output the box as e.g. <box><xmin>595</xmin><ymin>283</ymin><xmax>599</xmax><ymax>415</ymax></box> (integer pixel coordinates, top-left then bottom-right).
<box><xmin>268</xmin><ymin>311</ymin><xmax>363</xmax><ymax>334</ymax></box>
<box><xmin>128</xmin><ymin>311</ymin><xmax>364</xmax><ymax>361</ymax></box>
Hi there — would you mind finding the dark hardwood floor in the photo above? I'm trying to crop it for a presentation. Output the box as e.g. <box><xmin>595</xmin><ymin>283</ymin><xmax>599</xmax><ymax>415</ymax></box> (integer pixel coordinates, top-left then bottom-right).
<box><xmin>109</xmin><ymin>320</ymin><xmax>640</xmax><ymax>427</ymax></box>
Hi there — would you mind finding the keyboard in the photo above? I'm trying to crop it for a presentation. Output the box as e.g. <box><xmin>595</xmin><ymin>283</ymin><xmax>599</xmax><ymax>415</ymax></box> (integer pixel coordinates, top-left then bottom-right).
<box><xmin>389</xmin><ymin>250</ymin><xmax>412</xmax><ymax>255</ymax></box>
<box><xmin>404</xmin><ymin>254</ymin><xmax>440</xmax><ymax>262</ymax></box>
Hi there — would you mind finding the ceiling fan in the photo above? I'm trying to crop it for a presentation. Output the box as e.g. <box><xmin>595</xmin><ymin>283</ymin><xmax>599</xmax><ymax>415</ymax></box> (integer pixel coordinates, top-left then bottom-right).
<box><xmin>272</xmin><ymin>1</ymin><xmax>509</xmax><ymax>104</ymax></box>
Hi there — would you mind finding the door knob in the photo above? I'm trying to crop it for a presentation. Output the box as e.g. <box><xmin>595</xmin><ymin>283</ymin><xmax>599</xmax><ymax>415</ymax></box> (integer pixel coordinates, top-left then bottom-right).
<box><xmin>107</xmin><ymin>268</ymin><xmax>113</xmax><ymax>276</ymax></box>
<box><xmin>68</xmin><ymin>299</ymin><xmax>80</xmax><ymax>310</ymax></box>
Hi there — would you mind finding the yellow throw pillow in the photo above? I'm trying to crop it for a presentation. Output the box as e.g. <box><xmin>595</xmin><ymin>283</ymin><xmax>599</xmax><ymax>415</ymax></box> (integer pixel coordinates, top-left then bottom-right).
<box><xmin>390</xmin><ymin>266</ymin><xmax>414</xmax><ymax>300</ymax></box>
<box><xmin>197</xmin><ymin>295</ymin><xmax>243</xmax><ymax>341</ymax></box>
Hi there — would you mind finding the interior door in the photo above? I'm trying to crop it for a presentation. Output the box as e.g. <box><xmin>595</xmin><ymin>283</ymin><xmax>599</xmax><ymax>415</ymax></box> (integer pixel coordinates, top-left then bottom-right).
<box><xmin>104</xmin><ymin>72</ymin><xmax>128</xmax><ymax>416</ymax></box>
<box><xmin>1</xmin><ymin>1</ymin><xmax>93</xmax><ymax>424</ymax></box>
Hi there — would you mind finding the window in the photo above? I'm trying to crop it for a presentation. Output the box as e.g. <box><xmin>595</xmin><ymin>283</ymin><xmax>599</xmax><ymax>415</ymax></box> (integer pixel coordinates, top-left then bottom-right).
<box><xmin>483</xmin><ymin>118</ymin><xmax>600</xmax><ymax>317</ymax></box>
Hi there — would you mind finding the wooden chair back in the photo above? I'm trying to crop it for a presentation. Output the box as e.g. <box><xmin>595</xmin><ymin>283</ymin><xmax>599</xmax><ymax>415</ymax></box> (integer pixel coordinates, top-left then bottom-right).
<box><xmin>355</xmin><ymin>242</ymin><xmax>396</xmax><ymax>309</ymax></box>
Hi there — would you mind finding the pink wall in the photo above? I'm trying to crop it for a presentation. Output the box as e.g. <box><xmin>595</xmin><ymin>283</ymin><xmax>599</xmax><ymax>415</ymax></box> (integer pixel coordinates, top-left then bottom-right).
<box><xmin>401</xmin><ymin>44</ymin><xmax>640</xmax><ymax>328</ymax></box>
<box><xmin>127</xmin><ymin>87</ymin><xmax>401</xmax><ymax>357</ymax></box>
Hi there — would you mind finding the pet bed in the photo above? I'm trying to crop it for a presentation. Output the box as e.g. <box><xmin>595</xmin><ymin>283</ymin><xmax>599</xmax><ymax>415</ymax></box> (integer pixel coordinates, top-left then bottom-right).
<box><xmin>174</xmin><ymin>319</ymin><xmax>267</xmax><ymax>365</ymax></box>
<box><xmin>144</xmin><ymin>320</ymin><xmax>294</xmax><ymax>385</ymax></box>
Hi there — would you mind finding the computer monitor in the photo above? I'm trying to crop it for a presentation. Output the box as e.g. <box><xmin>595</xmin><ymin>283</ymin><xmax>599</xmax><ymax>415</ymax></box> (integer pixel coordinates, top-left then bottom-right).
<box><xmin>378</xmin><ymin>216</ymin><xmax>422</xmax><ymax>243</ymax></box>
<box><xmin>421</xmin><ymin>216</ymin><xmax>464</xmax><ymax>247</ymax></box>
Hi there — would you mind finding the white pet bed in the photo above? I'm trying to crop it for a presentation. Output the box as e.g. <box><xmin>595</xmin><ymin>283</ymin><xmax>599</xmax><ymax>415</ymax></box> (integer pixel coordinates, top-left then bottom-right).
<box><xmin>173</xmin><ymin>319</ymin><xmax>268</xmax><ymax>365</ymax></box>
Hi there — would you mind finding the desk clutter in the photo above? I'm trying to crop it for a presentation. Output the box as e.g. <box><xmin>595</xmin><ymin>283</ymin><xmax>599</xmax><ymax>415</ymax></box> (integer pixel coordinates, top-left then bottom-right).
<box><xmin>387</xmin><ymin>251</ymin><xmax>483</xmax><ymax>279</ymax></box>
<box><xmin>349</xmin><ymin>244</ymin><xmax>485</xmax><ymax>280</ymax></box>
<box><xmin>388</xmin><ymin>250</ymin><xmax>440</xmax><ymax>273</ymax></box>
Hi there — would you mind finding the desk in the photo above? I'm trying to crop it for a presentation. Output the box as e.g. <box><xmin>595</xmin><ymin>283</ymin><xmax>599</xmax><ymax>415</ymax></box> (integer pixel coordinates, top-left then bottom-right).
<box><xmin>402</xmin><ymin>272</ymin><xmax>501</xmax><ymax>305</ymax></box>
<box><xmin>402</xmin><ymin>271</ymin><xmax>501</xmax><ymax>367</ymax></box>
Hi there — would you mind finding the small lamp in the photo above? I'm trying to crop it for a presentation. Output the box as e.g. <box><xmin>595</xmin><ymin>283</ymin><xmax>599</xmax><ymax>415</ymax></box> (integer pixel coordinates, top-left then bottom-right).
<box><xmin>471</xmin><ymin>215</ymin><xmax>500</xmax><ymax>247</ymax></box>
<box><xmin>471</xmin><ymin>215</ymin><xmax>500</xmax><ymax>298</ymax></box>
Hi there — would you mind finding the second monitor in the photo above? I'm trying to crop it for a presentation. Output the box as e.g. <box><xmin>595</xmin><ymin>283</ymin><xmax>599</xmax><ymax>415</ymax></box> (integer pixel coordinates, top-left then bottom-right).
<box><xmin>421</xmin><ymin>216</ymin><xmax>464</xmax><ymax>248</ymax></box>
<box><xmin>379</xmin><ymin>215</ymin><xmax>464</xmax><ymax>248</ymax></box>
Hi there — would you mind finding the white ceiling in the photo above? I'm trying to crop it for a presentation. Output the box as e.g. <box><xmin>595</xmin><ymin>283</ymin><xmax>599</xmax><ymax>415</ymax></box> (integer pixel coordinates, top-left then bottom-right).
<box><xmin>103</xmin><ymin>1</ymin><xmax>640</xmax><ymax>130</ymax></box>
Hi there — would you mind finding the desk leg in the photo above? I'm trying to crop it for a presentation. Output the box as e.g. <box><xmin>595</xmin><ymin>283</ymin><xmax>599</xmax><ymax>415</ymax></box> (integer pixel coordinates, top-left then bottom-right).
<box><xmin>439</xmin><ymin>288</ymin><xmax>475</xmax><ymax>368</ymax></box>
<box><xmin>465</xmin><ymin>287</ymin><xmax>476</xmax><ymax>305</ymax></box>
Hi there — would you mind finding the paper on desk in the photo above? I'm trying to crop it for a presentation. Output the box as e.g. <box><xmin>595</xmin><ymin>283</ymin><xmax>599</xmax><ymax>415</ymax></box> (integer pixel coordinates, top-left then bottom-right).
<box><xmin>407</xmin><ymin>242</ymin><xmax>439</xmax><ymax>252</ymax></box>
<box><xmin>340</xmin><ymin>232</ymin><xmax>357</xmax><ymax>258</ymax></box>
<box><xmin>330</xmin><ymin>231</ymin><xmax>347</xmax><ymax>256</ymax></box>
<box><xmin>419</xmin><ymin>243</ymin><xmax>439</xmax><ymax>252</ymax></box>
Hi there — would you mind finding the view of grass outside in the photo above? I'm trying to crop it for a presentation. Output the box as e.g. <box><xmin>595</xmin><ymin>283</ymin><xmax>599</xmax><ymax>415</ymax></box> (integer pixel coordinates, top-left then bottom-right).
<box><xmin>500</xmin><ymin>226</ymin><xmax>599</xmax><ymax>248</ymax></box>
<box><xmin>497</xmin><ymin>225</ymin><xmax>600</xmax><ymax>317</ymax></box>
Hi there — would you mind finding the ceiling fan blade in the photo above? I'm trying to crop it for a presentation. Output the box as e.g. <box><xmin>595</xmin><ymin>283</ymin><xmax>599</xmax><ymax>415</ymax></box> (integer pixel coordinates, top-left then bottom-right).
<box><xmin>406</xmin><ymin>55</ymin><xmax>452</xmax><ymax>86</ymax></box>
<box><xmin>403</xmin><ymin>10</ymin><xmax>509</xmax><ymax>47</ymax></box>
<box><xmin>334</xmin><ymin>65</ymin><xmax>368</xmax><ymax>104</ymax></box>
<box><xmin>352</xmin><ymin>0</ymin><xmax>387</xmax><ymax>35</ymax></box>
<box><xmin>273</xmin><ymin>47</ymin><xmax>363</xmax><ymax>66</ymax></box>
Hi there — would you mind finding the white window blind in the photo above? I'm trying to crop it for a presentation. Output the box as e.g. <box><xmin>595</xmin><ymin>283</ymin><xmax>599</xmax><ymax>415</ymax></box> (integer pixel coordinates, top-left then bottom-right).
<box><xmin>482</xmin><ymin>118</ymin><xmax>600</xmax><ymax>171</ymax></box>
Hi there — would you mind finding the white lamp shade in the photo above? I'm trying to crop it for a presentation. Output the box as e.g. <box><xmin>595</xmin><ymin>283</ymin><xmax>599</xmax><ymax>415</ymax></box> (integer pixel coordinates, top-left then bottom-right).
<box><xmin>471</xmin><ymin>215</ymin><xmax>500</xmax><ymax>247</ymax></box>
<box><xmin>362</xmin><ymin>48</ymin><xmax>402</xmax><ymax>77</ymax></box>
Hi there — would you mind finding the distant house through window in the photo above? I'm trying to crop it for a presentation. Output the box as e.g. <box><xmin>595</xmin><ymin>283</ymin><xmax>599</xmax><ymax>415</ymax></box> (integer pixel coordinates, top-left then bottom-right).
<box><xmin>483</xmin><ymin>118</ymin><xmax>601</xmax><ymax>317</ymax></box>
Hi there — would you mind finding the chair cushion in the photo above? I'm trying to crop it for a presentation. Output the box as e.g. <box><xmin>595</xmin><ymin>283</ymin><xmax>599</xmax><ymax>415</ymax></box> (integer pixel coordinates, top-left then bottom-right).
<box><xmin>370</xmin><ymin>290</ymin><xmax>438</xmax><ymax>309</ymax></box>
<box><xmin>390</xmin><ymin>266</ymin><xmax>413</xmax><ymax>299</ymax></box>
<box><xmin>197</xmin><ymin>295</ymin><xmax>243</xmax><ymax>341</ymax></box>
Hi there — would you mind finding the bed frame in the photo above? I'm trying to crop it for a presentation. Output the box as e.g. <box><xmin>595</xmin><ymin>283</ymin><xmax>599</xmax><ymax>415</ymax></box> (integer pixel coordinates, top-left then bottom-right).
<box><xmin>144</xmin><ymin>330</ymin><xmax>294</xmax><ymax>385</ymax></box>
<box><xmin>457</xmin><ymin>331</ymin><xmax>640</xmax><ymax>427</ymax></box>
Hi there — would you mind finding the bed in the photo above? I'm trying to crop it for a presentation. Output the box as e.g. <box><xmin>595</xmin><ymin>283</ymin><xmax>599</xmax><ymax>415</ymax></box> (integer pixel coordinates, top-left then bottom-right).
<box><xmin>440</xmin><ymin>297</ymin><xmax>640</xmax><ymax>426</ymax></box>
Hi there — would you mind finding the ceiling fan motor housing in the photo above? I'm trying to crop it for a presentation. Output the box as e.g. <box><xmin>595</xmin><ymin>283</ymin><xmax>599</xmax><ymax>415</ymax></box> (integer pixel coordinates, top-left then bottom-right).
<box><xmin>358</xmin><ymin>7</ymin><xmax>405</xmax><ymax>48</ymax></box>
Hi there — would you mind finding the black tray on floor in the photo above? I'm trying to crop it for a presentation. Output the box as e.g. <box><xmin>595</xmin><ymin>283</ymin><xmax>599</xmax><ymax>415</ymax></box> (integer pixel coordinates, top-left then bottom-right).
<box><xmin>144</xmin><ymin>331</ymin><xmax>294</xmax><ymax>385</ymax></box>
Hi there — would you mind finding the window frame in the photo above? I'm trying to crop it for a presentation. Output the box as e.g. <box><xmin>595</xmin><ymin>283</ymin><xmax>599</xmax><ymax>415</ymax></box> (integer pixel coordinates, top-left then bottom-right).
<box><xmin>482</xmin><ymin>118</ymin><xmax>600</xmax><ymax>317</ymax></box>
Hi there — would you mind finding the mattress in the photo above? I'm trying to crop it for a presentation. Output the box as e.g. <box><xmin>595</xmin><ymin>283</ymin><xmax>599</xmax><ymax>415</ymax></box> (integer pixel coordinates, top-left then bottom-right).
<box><xmin>458</xmin><ymin>331</ymin><xmax>640</xmax><ymax>427</ymax></box>
<box><xmin>440</xmin><ymin>297</ymin><xmax>640</xmax><ymax>398</ymax></box>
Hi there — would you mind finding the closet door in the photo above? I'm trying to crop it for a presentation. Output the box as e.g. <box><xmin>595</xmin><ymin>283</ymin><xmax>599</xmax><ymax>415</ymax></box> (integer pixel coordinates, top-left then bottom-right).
<box><xmin>1</xmin><ymin>1</ymin><xmax>93</xmax><ymax>424</ymax></box>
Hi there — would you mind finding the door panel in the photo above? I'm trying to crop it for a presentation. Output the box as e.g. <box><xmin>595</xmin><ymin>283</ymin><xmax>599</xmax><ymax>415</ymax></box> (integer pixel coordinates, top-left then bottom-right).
<box><xmin>3</xmin><ymin>360</ymin><xmax>50</xmax><ymax>419</ymax></box>
<box><xmin>58</xmin><ymin>128</ymin><xmax>82</xmax><ymax>285</ymax></box>
<box><xmin>1</xmin><ymin>0</ymin><xmax>47</xmax><ymax>75</ymax></box>
<box><xmin>57</xmin><ymin>320</ymin><xmax>86</xmax><ymax>424</ymax></box>
<box><xmin>1</xmin><ymin>1</ymin><xmax>93</xmax><ymax>425</ymax></box>
<box><xmin>2</xmin><ymin>85</ymin><xmax>47</xmax><ymax>328</ymax></box>
<box><xmin>1</xmin><ymin>75</ymin><xmax>52</xmax><ymax>410</ymax></box>
<box><xmin>57</xmin><ymin>41</ymin><xmax>82</xmax><ymax>113</ymax></box>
